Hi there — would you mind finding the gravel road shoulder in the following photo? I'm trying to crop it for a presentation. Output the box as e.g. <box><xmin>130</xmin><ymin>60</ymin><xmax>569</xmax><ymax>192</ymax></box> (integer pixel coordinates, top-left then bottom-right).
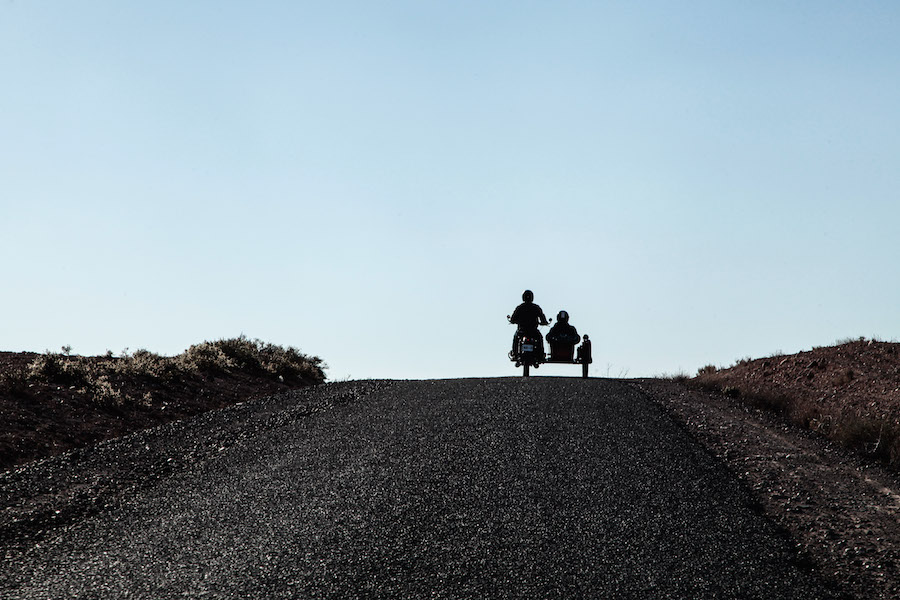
<box><xmin>635</xmin><ymin>378</ymin><xmax>900</xmax><ymax>599</ymax></box>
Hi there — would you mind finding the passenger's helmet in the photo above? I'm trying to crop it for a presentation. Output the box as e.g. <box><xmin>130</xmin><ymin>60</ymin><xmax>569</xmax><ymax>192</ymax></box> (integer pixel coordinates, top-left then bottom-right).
<box><xmin>557</xmin><ymin>310</ymin><xmax>569</xmax><ymax>323</ymax></box>
<box><xmin>522</xmin><ymin>290</ymin><xmax>534</xmax><ymax>302</ymax></box>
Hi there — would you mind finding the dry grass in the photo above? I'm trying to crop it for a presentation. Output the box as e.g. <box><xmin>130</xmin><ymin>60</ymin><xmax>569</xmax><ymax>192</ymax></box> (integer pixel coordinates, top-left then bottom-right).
<box><xmin>23</xmin><ymin>337</ymin><xmax>323</xmax><ymax>396</ymax></box>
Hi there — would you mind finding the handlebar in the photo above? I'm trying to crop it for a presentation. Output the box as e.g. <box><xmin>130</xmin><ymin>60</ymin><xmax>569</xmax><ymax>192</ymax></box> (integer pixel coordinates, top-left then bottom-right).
<box><xmin>507</xmin><ymin>316</ymin><xmax>552</xmax><ymax>325</ymax></box>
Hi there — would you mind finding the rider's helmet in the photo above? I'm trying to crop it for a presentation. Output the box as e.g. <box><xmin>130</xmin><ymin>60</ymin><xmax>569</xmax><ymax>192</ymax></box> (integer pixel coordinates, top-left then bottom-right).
<box><xmin>522</xmin><ymin>290</ymin><xmax>534</xmax><ymax>302</ymax></box>
<box><xmin>557</xmin><ymin>310</ymin><xmax>569</xmax><ymax>323</ymax></box>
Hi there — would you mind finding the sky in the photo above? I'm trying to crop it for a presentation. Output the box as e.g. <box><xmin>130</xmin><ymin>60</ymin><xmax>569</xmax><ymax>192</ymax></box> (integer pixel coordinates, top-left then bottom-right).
<box><xmin>2</xmin><ymin>1</ymin><xmax>898</xmax><ymax>381</ymax></box>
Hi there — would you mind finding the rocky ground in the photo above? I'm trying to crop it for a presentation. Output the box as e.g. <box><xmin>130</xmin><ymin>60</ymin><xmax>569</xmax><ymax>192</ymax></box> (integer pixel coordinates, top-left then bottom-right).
<box><xmin>3</xmin><ymin>339</ymin><xmax>900</xmax><ymax>597</ymax></box>
<box><xmin>1</xmin><ymin>379</ymin><xmax>841</xmax><ymax>598</ymax></box>
<box><xmin>637</xmin><ymin>338</ymin><xmax>900</xmax><ymax>599</ymax></box>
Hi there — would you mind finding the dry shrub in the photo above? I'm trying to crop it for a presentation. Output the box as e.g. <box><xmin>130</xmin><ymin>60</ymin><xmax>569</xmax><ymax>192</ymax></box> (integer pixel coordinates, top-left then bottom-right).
<box><xmin>27</xmin><ymin>352</ymin><xmax>64</xmax><ymax>380</ymax></box>
<box><xmin>665</xmin><ymin>372</ymin><xmax>690</xmax><ymax>383</ymax></box>
<box><xmin>118</xmin><ymin>349</ymin><xmax>179</xmax><ymax>380</ymax></box>
<box><xmin>88</xmin><ymin>375</ymin><xmax>123</xmax><ymax>408</ymax></box>
<box><xmin>175</xmin><ymin>336</ymin><xmax>324</xmax><ymax>382</ymax></box>
<box><xmin>215</xmin><ymin>336</ymin><xmax>265</xmax><ymax>372</ymax></box>
<box><xmin>176</xmin><ymin>342</ymin><xmax>237</xmax><ymax>373</ymax></box>
<box><xmin>746</xmin><ymin>390</ymin><xmax>799</xmax><ymax>416</ymax></box>
<box><xmin>0</xmin><ymin>368</ymin><xmax>29</xmax><ymax>396</ymax></box>
<box><xmin>722</xmin><ymin>385</ymin><xmax>741</xmax><ymax>399</ymax></box>
<box><xmin>27</xmin><ymin>353</ymin><xmax>91</xmax><ymax>387</ymax></box>
<box><xmin>257</xmin><ymin>342</ymin><xmax>323</xmax><ymax>382</ymax></box>
<box><xmin>833</xmin><ymin>417</ymin><xmax>900</xmax><ymax>465</ymax></box>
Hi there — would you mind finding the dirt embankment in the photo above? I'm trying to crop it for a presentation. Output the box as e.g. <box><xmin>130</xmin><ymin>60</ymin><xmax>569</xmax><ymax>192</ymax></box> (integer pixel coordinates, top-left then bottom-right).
<box><xmin>692</xmin><ymin>339</ymin><xmax>900</xmax><ymax>468</ymax></box>
<box><xmin>0</xmin><ymin>338</ymin><xmax>325</xmax><ymax>471</ymax></box>
<box><xmin>635</xmin><ymin>338</ymin><xmax>900</xmax><ymax>599</ymax></box>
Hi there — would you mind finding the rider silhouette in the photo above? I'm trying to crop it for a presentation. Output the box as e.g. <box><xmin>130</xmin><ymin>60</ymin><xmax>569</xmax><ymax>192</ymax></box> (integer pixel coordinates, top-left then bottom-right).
<box><xmin>546</xmin><ymin>310</ymin><xmax>580</xmax><ymax>361</ymax></box>
<box><xmin>509</xmin><ymin>290</ymin><xmax>549</xmax><ymax>358</ymax></box>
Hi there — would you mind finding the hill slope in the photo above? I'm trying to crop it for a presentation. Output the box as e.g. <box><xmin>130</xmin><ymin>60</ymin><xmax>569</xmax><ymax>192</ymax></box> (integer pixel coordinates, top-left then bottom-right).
<box><xmin>0</xmin><ymin>338</ymin><xmax>324</xmax><ymax>470</ymax></box>
<box><xmin>691</xmin><ymin>338</ymin><xmax>900</xmax><ymax>467</ymax></box>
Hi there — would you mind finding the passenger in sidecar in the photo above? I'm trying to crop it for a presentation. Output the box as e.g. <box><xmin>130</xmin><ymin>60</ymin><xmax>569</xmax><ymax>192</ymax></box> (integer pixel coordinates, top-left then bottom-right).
<box><xmin>546</xmin><ymin>310</ymin><xmax>580</xmax><ymax>362</ymax></box>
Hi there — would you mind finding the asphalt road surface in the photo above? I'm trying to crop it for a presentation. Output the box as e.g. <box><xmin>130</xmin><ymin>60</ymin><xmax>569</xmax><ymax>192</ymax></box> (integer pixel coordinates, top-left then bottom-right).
<box><xmin>1</xmin><ymin>378</ymin><xmax>842</xmax><ymax>599</ymax></box>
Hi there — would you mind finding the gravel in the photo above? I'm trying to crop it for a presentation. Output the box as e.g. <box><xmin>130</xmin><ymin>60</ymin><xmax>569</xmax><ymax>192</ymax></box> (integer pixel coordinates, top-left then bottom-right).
<box><xmin>1</xmin><ymin>378</ymin><xmax>843</xmax><ymax>598</ymax></box>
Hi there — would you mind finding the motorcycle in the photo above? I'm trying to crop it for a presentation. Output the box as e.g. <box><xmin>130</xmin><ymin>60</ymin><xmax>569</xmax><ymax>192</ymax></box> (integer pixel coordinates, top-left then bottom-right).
<box><xmin>507</xmin><ymin>317</ymin><xmax>551</xmax><ymax>377</ymax></box>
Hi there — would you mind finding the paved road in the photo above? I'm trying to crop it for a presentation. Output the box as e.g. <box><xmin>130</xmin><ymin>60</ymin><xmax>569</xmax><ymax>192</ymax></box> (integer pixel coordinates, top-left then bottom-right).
<box><xmin>1</xmin><ymin>378</ymin><xmax>841</xmax><ymax>598</ymax></box>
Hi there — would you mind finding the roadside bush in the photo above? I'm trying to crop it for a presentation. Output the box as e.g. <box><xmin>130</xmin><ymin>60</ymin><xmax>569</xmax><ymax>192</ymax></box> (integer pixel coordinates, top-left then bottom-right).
<box><xmin>833</xmin><ymin>417</ymin><xmax>900</xmax><ymax>465</ymax></box>
<box><xmin>112</xmin><ymin>349</ymin><xmax>178</xmax><ymax>380</ymax></box>
<box><xmin>88</xmin><ymin>375</ymin><xmax>123</xmax><ymax>408</ymax></box>
<box><xmin>722</xmin><ymin>385</ymin><xmax>741</xmax><ymax>399</ymax></box>
<box><xmin>27</xmin><ymin>353</ymin><xmax>91</xmax><ymax>387</ymax></box>
<box><xmin>215</xmin><ymin>336</ymin><xmax>265</xmax><ymax>372</ymax></box>
<box><xmin>176</xmin><ymin>342</ymin><xmax>237</xmax><ymax>374</ymax></box>
<box><xmin>665</xmin><ymin>372</ymin><xmax>690</xmax><ymax>383</ymax></box>
<box><xmin>173</xmin><ymin>337</ymin><xmax>325</xmax><ymax>382</ymax></box>
<box><xmin>258</xmin><ymin>342</ymin><xmax>323</xmax><ymax>382</ymax></box>
<box><xmin>27</xmin><ymin>352</ymin><xmax>64</xmax><ymax>380</ymax></box>
<box><xmin>0</xmin><ymin>368</ymin><xmax>29</xmax><ymax>396</ymax></box>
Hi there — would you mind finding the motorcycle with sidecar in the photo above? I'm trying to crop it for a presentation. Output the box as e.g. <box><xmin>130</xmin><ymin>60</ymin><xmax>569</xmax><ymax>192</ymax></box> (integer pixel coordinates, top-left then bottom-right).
<box><xmin>507</xmin><ymin>317</ymin><xmax>592</xmax><ymax>378</ymax></box>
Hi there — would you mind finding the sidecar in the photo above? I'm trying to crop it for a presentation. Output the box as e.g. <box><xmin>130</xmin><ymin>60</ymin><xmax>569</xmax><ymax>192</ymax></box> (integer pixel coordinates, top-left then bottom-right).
<box><xmin>542</xmin><ymin>335</ymin><xmax>593</xmax><ymax>378</ymax></box>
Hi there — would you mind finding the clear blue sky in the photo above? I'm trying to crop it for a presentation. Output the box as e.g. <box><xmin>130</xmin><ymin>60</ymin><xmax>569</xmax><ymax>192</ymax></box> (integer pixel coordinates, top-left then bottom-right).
<box><xmin>2</xmin><ymin>2</ymin><xmax>898</xmax><ymax>380</ymax></box>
